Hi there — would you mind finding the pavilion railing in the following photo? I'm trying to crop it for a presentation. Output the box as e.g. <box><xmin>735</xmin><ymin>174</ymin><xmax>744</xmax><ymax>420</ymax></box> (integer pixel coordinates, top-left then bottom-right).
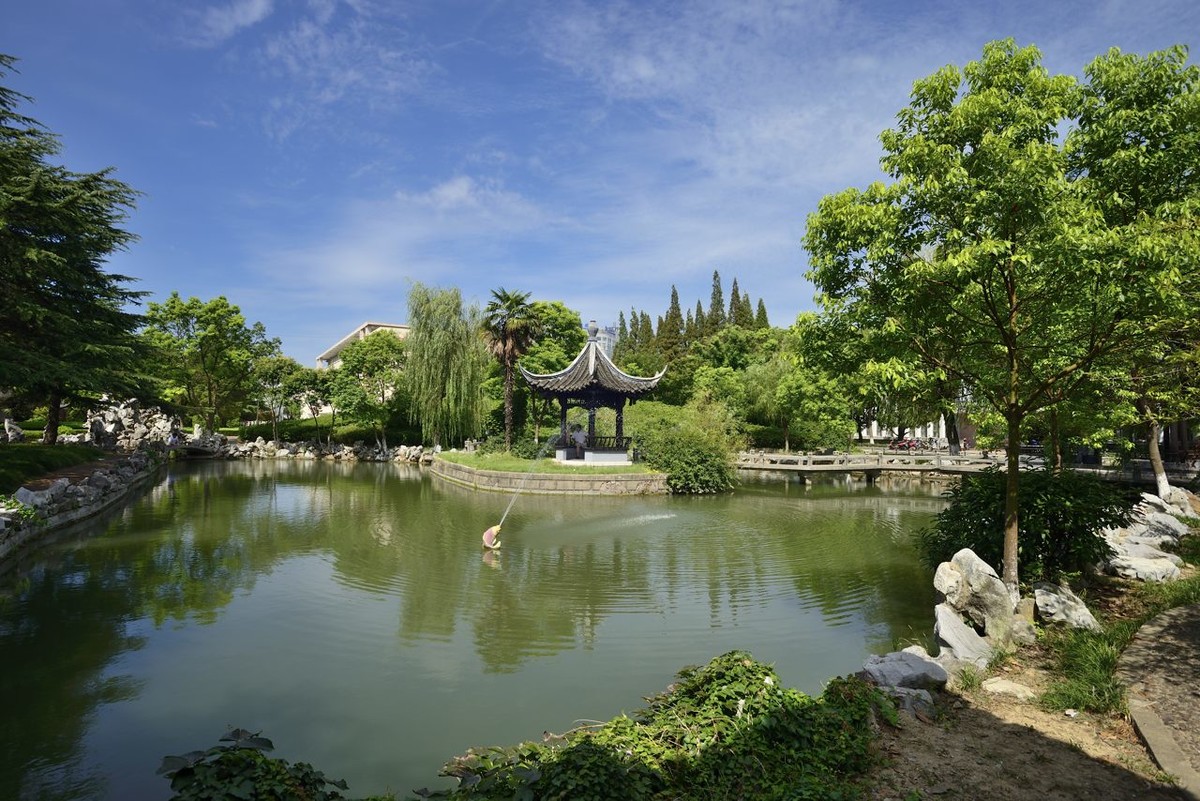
<box><xmin>587</xmin><ymin>435</ymin><xmax>632</xmax><ymax>451</ymax></box>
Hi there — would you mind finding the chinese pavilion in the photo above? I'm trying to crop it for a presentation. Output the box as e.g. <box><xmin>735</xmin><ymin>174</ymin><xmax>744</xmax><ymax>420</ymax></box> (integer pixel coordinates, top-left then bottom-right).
<box><xmin>519</xmin><ymin>321</ymin><xmax>665</xmax><ymax>458</ymax></box>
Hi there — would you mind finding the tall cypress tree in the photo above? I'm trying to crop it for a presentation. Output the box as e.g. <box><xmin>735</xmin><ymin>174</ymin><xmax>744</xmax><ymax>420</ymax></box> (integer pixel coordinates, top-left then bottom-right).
<box><xmin>694</xmin><ymin>300</ymin><xmax>706</xmax><ymax>337</ymax></box>
<box><xmin>737</xmin><ymin>290</ymin><xmax>755</xmax><ymax>328</ymax></box>
<box><xmin>728</xmin><ymin>278</ymin><xmax>741</xmax><ymax>324</ymax></box>
<box><xmin>707</xmin><ymin>270</ymin><xmax>725</xmax><ymax>332</ymax></box>
<box><xmin>755</xmin><ymin>298</ymin><xmax>769</xmax><ymax>329</ymax></box>
<box><xmin>614</xmin><ymin>310</ymin><xmax>629</xmax><ymax>362</ymax></box>
<box><xmin>659</xmin><ymin>285</ymin><xmax>684</xmax><ymax>359</ymax></box>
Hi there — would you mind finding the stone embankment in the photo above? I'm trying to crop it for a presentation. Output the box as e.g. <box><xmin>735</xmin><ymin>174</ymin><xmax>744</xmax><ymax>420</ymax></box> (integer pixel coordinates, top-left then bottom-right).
<box><xmin>0</xmin><ymin>450</ymin><xmax>162</xmax><ymax>566</ymax></box>
<box><xmin>857</xmin><ymin>487</ymin><xmax>1200</xmax><ymax>717</ymax></box>
<box><xmin>431</xmin><ymin>456</ymin><xmax>668</xmax><ymax>495</ymax></box>
<box><xmin>190</xmin><ymin>432</ymin><xmax>437</xmax><ymax>464</ymax></box>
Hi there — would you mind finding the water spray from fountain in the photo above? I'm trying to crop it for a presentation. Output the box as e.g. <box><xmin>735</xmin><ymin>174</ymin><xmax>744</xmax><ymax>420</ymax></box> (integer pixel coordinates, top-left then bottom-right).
<box><xmin>487</xmin><ymin>436</ymin><xmax>562</xmax><ymax>540</ymax></box>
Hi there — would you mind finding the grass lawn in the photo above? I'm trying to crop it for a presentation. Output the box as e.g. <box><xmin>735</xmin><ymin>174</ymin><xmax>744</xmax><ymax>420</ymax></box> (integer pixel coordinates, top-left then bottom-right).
<box><xmin>437</xmin><ymin>450</ymin><xmax>655</xmax><ymax>474</ymax></box>
<box><xmin>0</xmin><ymin>443</ymin><xmax>106</xmax><ymax>494</ymax></box>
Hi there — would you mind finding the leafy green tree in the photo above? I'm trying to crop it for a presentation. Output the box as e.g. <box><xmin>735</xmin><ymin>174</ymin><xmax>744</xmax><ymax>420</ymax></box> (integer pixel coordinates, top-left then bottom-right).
<box><xmin>520</xmin><ymin>301</ymin><xmax>586</xmax><ymax>442</ymax></box>
<box><xmin>805</xmin><ymin>40</ymin><xmax>1191</xmax><ymax>588</ymax></box>
<box><xmin>482</xmin><ymin>287</ymin><xmax>541</xmax><ymax>451</ymax></box>
<box><xmin>331</xmin><ymin>331</ymin><xmax>407</xmax><ymax>451</ymax></box>
<box><xmin>141</xmin><ymin>293</ymin><xmax>280</xmax><ymax>431</ymax></box>
<box><xmin>743</xmin><ymin>355</ymin><xmax>795</xmax><ymax>449</ymax></box>
<box><xmin>691</xmin><ymin>325</ymin><xmax>760</xmax><ymax>372</ymax></box>
<box><xmin>0</xmin><ymin>54</ymin><xmax>147</xmax><ymax>443</ymax></box>
<box><xmin>406</xmin><ymin>282</ymin><xmax>487</xmax><ymax>447</ymax></box>
<box><xmin>286</xmin><ymin>367</ymin><xmax>335</xmax><ymax>444</ymax></box>
<box><xmin>1068</xmin><ymin>45</ymin><xmax>1200</xmax><ymax>497</ymax></box>
<box><xmin>691</xmin><ymin>365</ymin><xmax>746</xmax><ymax>418</ymax></box>
<box><xmin>252</xmin><ymin>355</ymin><xmax>303</xmax><ymax>442</ymax></box>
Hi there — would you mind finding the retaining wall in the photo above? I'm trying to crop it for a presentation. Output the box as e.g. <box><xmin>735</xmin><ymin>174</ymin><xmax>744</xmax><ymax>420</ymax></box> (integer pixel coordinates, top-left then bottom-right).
<box><xmin>0</xmin><ymin>451</ymin><xmax>164</xmax><ymax>567</ymax></box>
<box><xmin>431</xmin><ymin>457</ymin><xmax>668</xmax><ymax>495</ymax></box>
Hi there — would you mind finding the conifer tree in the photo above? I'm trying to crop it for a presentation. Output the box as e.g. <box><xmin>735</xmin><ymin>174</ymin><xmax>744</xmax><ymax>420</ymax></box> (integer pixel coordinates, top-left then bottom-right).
<box><xmin>659</xmin><ymin>285</ymin><xmax>684</xmax><ymax>359</ymax></box>
<box><xmin>707</xmin><ymin>270</ymin><xmax>726</xmax><ymax>332</ymax></box>
<box><xmin>737</xmin><ymin>291</ymin><xmax>755</xmax><ymax>328</ymax></box>
<box><xmin>755</xmin><ymin>299</ymin><xmax>769</xmax><ymax>329</ymax></box>
<box><xmin>728</xmin><ymin>278</ymin><xmax>741</xmax><ymax>324</ymax></box>
<box><xmin>1</xmin><ymin>55</ymin><xmax>147</xmax><ymax>441</ymax></box>
<box><xmin>614</xmin><ymin>311</ymin><xmax>629</xmax><ymax>362</ymax></box>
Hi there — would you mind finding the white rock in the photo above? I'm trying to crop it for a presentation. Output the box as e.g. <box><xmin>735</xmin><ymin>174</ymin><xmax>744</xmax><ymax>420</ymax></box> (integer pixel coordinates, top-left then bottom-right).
<box><xmin>982</xmin><ymin>678</ymin><xmax>1037</xmax><ymax>701</ymax></box>
<box><xmin>934</xmin><ymin>603</ymin><xmax>993</xmax><ymax>667</ymax></box>
<box><xmin>1107</xmin><ymin>556</ymin><xmax>1180</xmax><ymax>583</ymax></box>
<box><xmin>862</xmin><ymin>650</ymin><xmax>949</xmax><ymax>690</ymax></box>
<box><xmin>934</xmin><ymin>549</ymin><xmax>1014</xmax><ymax>641</ymax></box>
<box><xmin>1033</xmin><ymin>583</ymin><xmax>1101</xmax><ymax>632</ymax></box>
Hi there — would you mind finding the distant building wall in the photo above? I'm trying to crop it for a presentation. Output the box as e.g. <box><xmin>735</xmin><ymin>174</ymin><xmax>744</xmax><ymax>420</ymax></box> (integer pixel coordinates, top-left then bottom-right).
<box><xmin>594</xmin><ymin>324</ymin><xmax>617</xmax><ymax>359</ymax></box>
<box><xmin>315</xmin><ymin>322</ymin><xmax>410</xmax><ymax>369</ymax></box>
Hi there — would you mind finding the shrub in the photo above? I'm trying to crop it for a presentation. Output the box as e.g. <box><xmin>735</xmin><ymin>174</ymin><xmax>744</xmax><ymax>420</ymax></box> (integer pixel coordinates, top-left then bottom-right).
<box><xmin>158</xmin><ymin>729</ymin><xmax>349</xmax><ymax>801</ymax></box>
<box><xmin>917</xmin><ymin>468</ymin><xmax>1134</xmax><ymax>582</ymax></box>
<box><xmin>631</xmin><ymin>401</ymin><xmax>741</xmax><ymax>494</ymax></box>
<box><xmin>428</xmin><ymin>651</ymin><xmax>888</xmax><ymax>800</ymax></box>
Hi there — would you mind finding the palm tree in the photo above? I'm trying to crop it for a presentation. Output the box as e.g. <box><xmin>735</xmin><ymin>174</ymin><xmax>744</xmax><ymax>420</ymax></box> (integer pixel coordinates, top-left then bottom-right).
<box><xmin>482</xmin><ymin>288</ymin><xmax>540</xmax><ymax>451</ymax></box>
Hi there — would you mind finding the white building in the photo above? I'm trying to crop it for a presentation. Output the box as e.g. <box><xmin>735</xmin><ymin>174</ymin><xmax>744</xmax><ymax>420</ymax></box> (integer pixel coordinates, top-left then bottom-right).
<box><xmin>315</xmin><ymin>322</ymin><xmax>410</xmax><ymax>369</ymax></box>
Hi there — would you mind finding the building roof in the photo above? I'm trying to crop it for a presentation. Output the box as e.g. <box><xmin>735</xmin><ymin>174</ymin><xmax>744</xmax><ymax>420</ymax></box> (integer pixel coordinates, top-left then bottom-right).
<box><xmin>519</xmin><ymin>321</ymin><xmax>665</xmax><ymax>398</ymax></box>
<box><xmin>315</xmin><ymin>322</ymin><xmax>410</xmax><ymax>368</ymax></box>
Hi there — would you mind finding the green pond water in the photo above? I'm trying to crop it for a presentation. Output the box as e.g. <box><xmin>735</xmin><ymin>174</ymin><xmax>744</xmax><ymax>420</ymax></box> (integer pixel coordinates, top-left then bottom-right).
<box><xmin>0</xmin><ymin>460</ymin><xmax>944</xmax><ymax>800</ymax></box>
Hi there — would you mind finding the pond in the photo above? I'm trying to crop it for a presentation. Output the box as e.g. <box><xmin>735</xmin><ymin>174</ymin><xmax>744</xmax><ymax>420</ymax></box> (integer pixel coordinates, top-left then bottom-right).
<box><xmin>0</xmin><ymin>461</ymin><xmax>944</xmax><ymax>800</ymax></box>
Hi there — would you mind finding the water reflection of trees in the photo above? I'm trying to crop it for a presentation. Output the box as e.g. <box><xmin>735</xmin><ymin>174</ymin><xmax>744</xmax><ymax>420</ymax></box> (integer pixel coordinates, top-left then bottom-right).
<box><xmin>0</xmin><ymin>461</ymin><xmax>942</xmax><ymax>799</ymax></box>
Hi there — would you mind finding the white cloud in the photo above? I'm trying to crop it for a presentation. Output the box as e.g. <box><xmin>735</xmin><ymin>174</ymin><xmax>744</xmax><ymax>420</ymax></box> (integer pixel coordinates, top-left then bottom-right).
<box><xmin>188</xmin><ymin>0</ymin><xmax>274</xmax><ymax>47</ymax></box>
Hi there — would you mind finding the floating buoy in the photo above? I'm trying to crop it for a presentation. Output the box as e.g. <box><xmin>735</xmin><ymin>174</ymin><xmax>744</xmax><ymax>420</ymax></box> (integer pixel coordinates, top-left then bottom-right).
<box><xmin>482</xmin><ymin>525</ymin><xmax>502</xmax><ymax>550</ymax></box>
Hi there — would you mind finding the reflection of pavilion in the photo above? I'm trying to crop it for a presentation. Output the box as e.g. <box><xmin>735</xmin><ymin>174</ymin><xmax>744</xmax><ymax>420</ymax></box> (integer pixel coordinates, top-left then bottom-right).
<box><xmin>520</xmin><ymin>320</ymin><xmax>665</xmax><ymax>465</ymax></box>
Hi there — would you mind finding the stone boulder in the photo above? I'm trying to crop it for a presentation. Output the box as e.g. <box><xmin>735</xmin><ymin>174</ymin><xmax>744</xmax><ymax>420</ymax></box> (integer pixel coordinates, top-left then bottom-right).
<box><xmin>933</xmin><ymin>548</ymin><xmax>1015</xmax><ymax>642</ymax></box>
<box><xmin>861</xmin><ymin>649</ymin><xmax>949</xmax><ymax>690</ymax></box>
<box><xmin>982</xmin><ymin>677</ymin><xmax>1037</xmax><ymax>702</ymax></box>
<box><xmin>1033</xmin><ymin>582</ymin><xmax>1101</xmax><ymax>632</ymax></box>
<box><xmin>4</xmin><ymin>418</ymin><xmax>25</xmax><ymax>443</ymax></box>
<box><xmin>1107</xmin><ymin>556</ymin><xmax>1180</xmax><ymax>583</ymax></box>
<box><xmin>934</xmin><ymin>603</ymin><xmax>993</xmax><ymax>667</ymax></box>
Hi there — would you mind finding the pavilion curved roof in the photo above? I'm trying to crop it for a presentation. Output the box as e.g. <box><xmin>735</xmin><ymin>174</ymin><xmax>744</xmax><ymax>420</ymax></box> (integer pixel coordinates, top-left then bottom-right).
<box><xmin>519</xmin><ymin>325</ymin><xmax>665</xmax><ymax>398</ymax></box>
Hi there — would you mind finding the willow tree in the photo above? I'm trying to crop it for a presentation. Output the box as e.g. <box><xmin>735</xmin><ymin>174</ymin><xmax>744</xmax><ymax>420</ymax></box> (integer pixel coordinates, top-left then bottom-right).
<box><xmin>805</xmin><ymin>40</ymin><xmax>1192</xmax><ymax>590</ymax></box>
<box><xmin>406</xmin><ymin>282</ymin><xmax>487</xmax><ymax>447</ymax></box>
<box><xmin>482</xmin><ymin>287</ymin><xmax>540</xmax><ymax>451</ymax></box>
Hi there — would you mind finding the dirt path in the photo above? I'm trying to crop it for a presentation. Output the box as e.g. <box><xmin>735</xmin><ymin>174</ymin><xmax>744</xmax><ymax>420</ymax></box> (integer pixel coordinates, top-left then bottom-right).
<box><xmin>867</xmin><ymin>649</ymin><xmax>1186</xmax><ymax>800</ymax></box>
<box><xmin>867</xmin><ymin>622</ymin><xmax>1190</xmax><ymax>800</ymax></box>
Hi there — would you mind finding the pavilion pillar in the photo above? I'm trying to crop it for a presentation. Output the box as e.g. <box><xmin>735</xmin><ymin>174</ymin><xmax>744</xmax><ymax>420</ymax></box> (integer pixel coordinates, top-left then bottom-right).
<box><xmin>559</xmin><ymin>400</ymin><xmax>568</xmax><ymax>443</ymax></box>
<box><xmin>588</xmin><ymin>406</ymin><xmax>596</xmax><ymax>441</ymax></box>
<box><xmin>615</xmin><ymin>404</ymin><xmax>625</xmax><ymax>444</ymax></box>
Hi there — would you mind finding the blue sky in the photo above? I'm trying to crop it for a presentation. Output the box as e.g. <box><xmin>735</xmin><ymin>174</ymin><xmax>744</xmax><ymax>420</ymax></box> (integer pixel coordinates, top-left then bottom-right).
<box><xmin>5</xmin><ymin>1</ymin><xmax>1196</xmax><ymax>363</ymax></box>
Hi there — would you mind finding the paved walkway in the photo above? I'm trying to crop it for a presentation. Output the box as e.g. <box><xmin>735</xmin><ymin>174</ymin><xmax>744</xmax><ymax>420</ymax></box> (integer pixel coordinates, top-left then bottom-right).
<box><xmin>1117</xmin><ymin>603</ymin><xmax>1200</xmax><ymax>801</ymax></box>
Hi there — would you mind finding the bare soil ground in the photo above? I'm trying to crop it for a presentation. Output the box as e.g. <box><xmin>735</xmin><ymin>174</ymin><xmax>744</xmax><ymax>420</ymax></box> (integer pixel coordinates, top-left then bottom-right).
<box><xmin>866</xmin><ymin>579</ymin><xmax>1192</xmax><ymax>801</ymax></box>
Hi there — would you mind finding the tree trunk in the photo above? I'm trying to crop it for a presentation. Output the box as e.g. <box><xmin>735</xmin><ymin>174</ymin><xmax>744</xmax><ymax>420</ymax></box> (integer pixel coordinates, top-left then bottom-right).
<box><xmin>41</xmin><ymin>388</ymin><xmax>63</xmax><ymax>446</ymax></box>
<box><xmin>503</xmin><ymin>362</ymin><xmax>515</xmax><ymax>451</ymax></box>
<box><xmin>943</xmin><ymin>409</ymin><xmax>960</xmax><ymax>455</ymax></box>
<box><xmin>1002</xmin><ymin>410</ymin><xmax>1022</xmax><ymax>590</ymax></box>
<box><xmin>1146</xmin><ymin>418</ymin><xmax>1171</xmax><ymax>499</ymax></box>
<box><xmin>1049</xmin><ymin>407</ymin><xmax>1063</xmax><ymax>473</ymax></box>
